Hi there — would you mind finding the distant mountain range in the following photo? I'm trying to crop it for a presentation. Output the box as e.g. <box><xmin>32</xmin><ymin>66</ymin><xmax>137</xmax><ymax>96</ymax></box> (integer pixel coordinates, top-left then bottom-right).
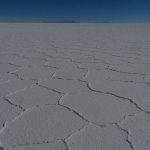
<box><xmin>0</xmin><ymin>20</ymin><xmax>80</xmax><ymax>23</ymax></box>
<box><xmin>41</xmin><ymin>20</ymin><xmax>79</xmax><ymax>23</ymax></box>
<box><xmin>0</xmin><ymin>20</ymin><xmax>113</xmax><ymax>23</ymax></box>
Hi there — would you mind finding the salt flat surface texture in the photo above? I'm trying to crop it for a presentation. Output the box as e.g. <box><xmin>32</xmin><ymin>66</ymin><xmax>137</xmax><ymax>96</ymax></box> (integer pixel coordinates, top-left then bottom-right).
<box><xmin>0</xmin><ymin>23</ymin><xmax>150</xmax><ymax>150</ymax></box>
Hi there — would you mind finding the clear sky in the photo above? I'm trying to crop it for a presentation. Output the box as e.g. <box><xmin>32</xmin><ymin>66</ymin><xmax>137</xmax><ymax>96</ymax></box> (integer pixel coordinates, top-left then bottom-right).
<box><xmin>0</xmin><ymin>0</ymin><xmax>150</xmax><ymax>22</ymax></box>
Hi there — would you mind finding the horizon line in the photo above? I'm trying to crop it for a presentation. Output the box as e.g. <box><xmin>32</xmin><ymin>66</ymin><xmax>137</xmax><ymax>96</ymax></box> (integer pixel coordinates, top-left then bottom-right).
<box><xmin>0</xmin><ymin>20</ymin><xmax>150</xmax><ymax>23</ymax></box>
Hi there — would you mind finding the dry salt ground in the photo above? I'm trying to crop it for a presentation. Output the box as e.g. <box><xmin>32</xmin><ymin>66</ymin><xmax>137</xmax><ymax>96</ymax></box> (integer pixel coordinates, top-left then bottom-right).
<box><xmin>0</xmin><ymin>23</ymin><xmax>150</xmax><ymax>150</ymax></box>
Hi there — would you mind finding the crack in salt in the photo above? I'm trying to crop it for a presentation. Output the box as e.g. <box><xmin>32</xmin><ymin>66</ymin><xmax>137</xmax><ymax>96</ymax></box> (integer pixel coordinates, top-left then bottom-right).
<box><xmin>3</xmin><ymin>97</ymin><xmax>26</xmax><ymax>112</ymax></box>
<box><xmin>115</xmin><ymin>123</ymin><xmax>135</xmax><ymax>150</ymax></box>
<box><xmin>86</xmin><ymin>82</ymin><xmax>150</xmax><ymax>115</ymax></box>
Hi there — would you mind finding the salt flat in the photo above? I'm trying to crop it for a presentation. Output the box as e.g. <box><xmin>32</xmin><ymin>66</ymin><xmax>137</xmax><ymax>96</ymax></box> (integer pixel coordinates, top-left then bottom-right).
<box><xmin>0</xmin><ymin>23</ymin><xmax>150</xmax><ymax>150</ymax></box>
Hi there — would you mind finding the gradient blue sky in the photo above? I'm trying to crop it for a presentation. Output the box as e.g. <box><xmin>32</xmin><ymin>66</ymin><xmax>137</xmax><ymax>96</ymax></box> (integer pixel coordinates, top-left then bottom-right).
<box><xmin>0</xmin><ymin>0</ymin><xmax>150</xmax><ymax>22</ymax></box>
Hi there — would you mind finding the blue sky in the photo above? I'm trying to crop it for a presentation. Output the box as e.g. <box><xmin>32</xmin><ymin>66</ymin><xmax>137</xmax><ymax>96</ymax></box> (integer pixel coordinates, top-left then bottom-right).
<box><xmin>0</xmin><ymin>0</ymin><xmax>150</xmax><ymax>22</ymax></box>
